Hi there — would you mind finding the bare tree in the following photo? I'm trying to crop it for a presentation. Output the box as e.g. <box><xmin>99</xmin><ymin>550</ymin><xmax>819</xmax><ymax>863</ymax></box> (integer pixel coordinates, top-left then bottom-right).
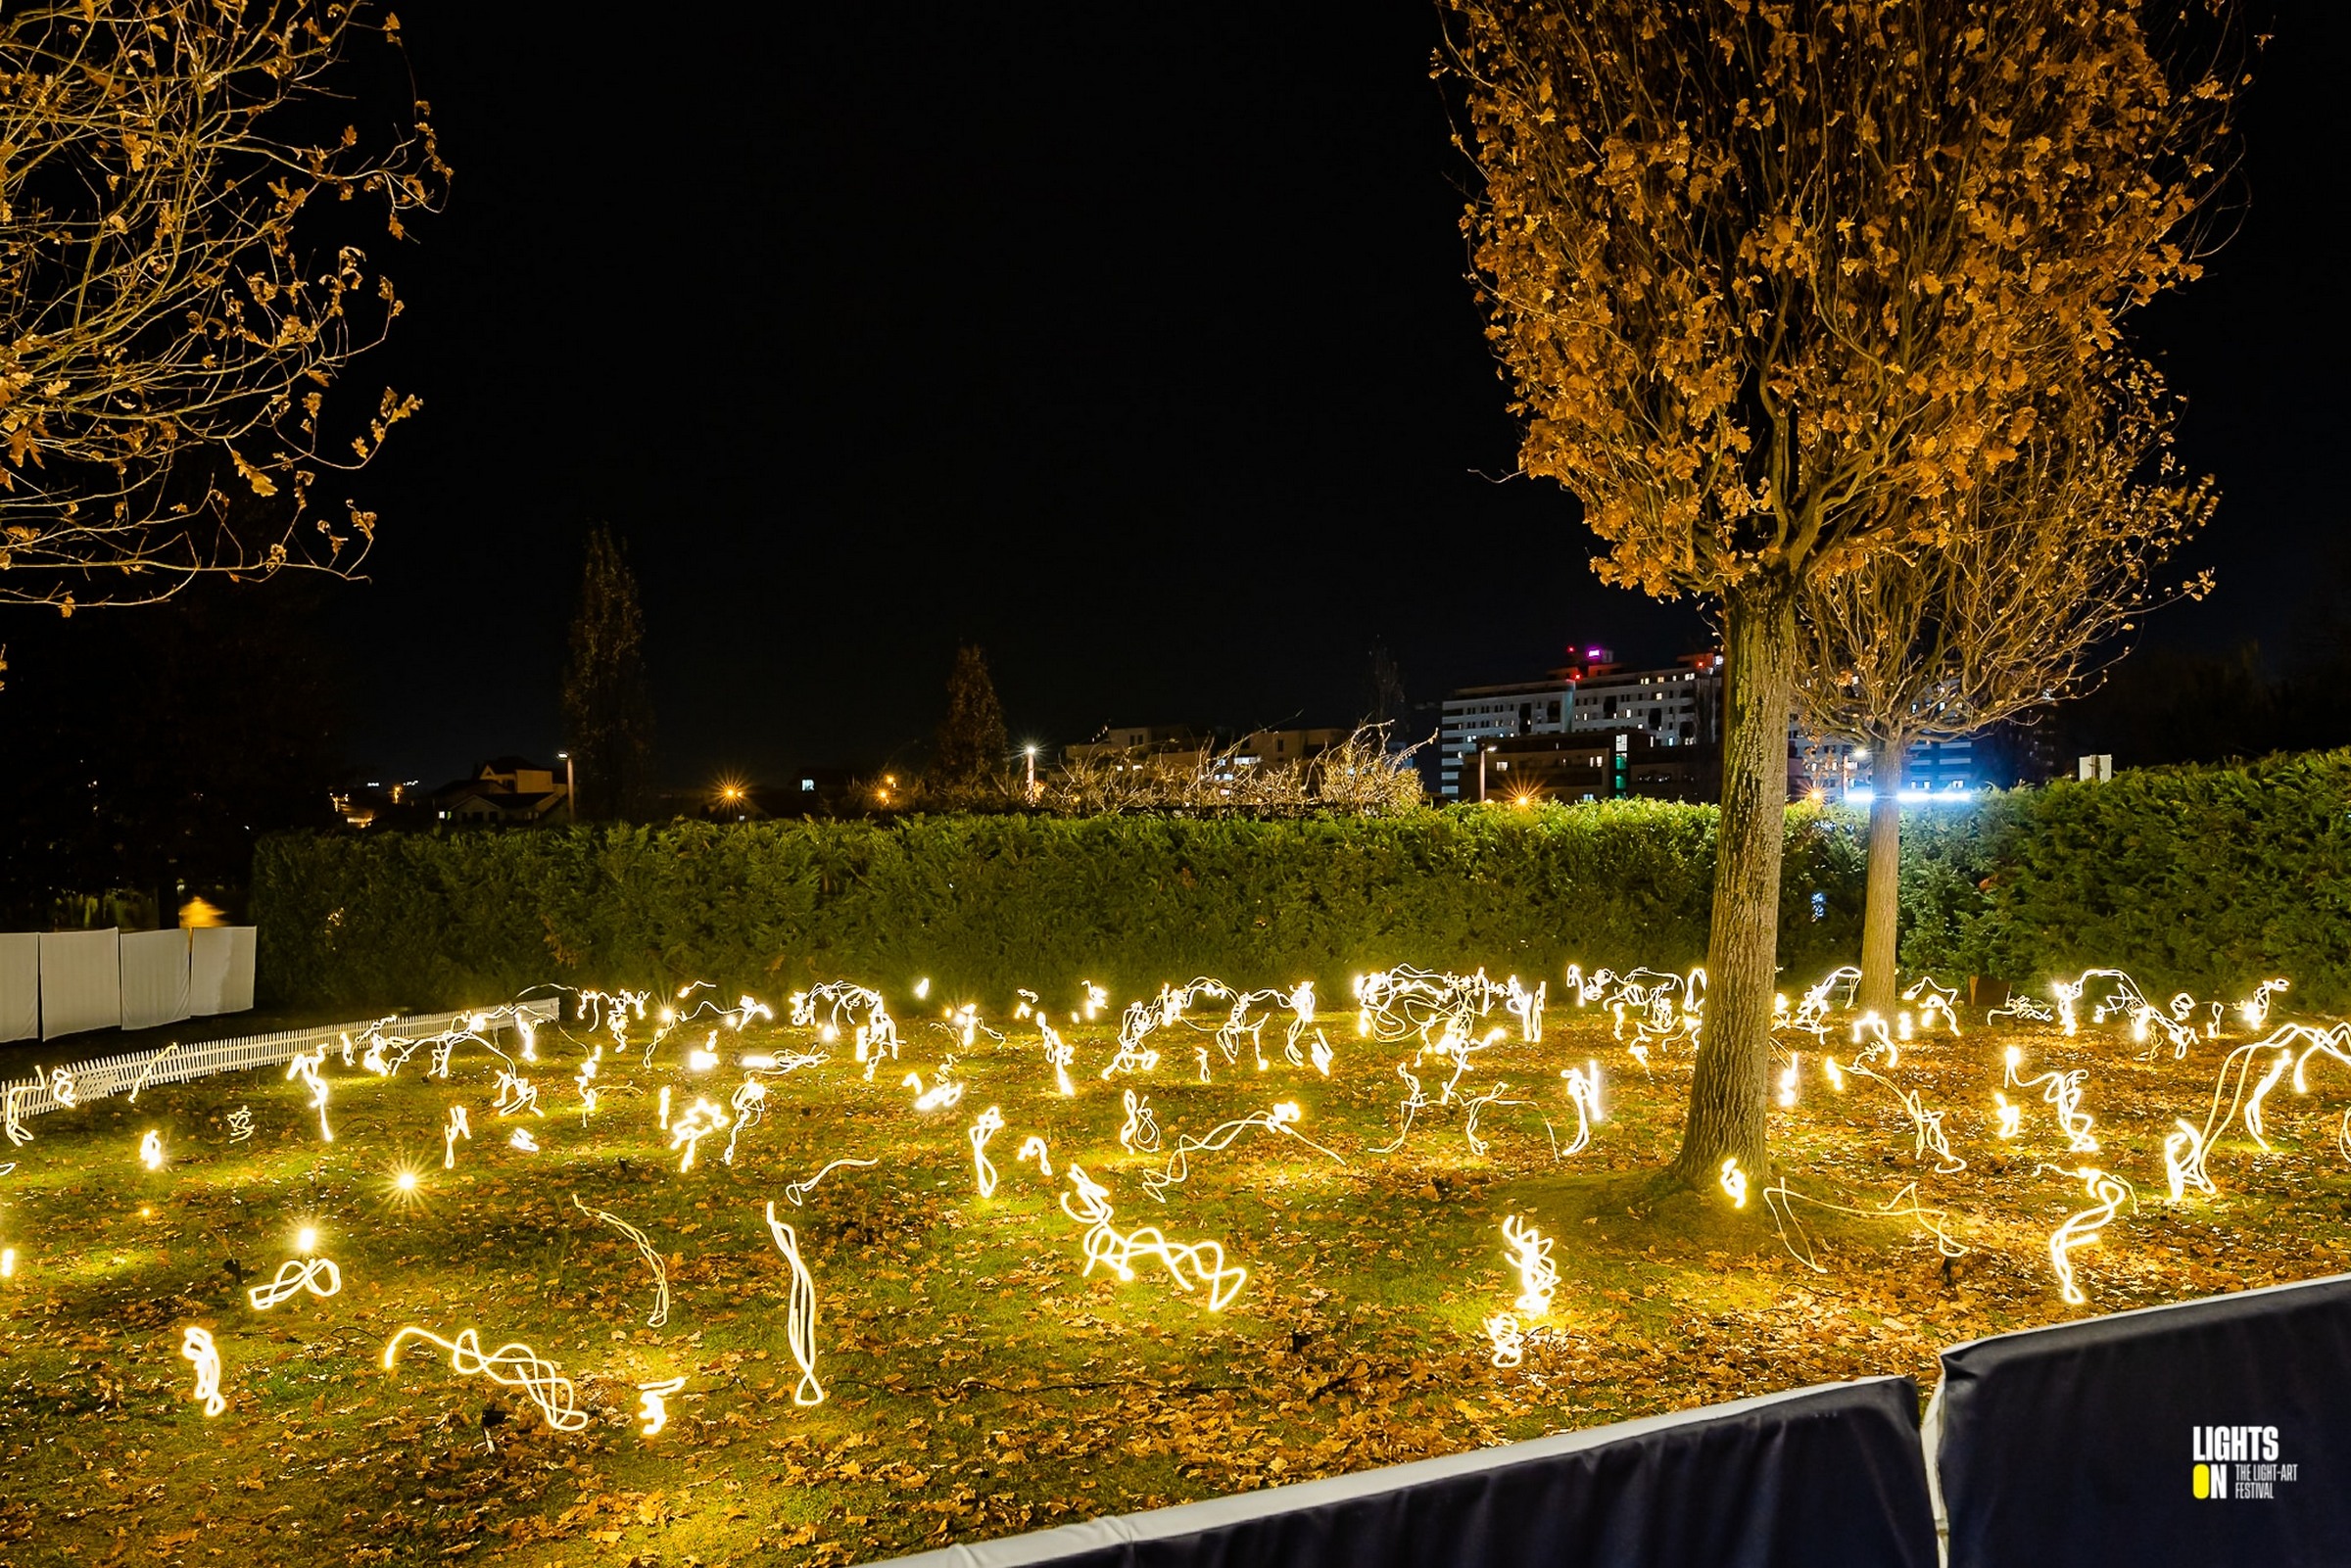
<box><xmin>1797</xmin><ymin>364</ymin><xmax>2216</xmax><ymax>1015</ymax></box>
<box><xmin>1032</xmin><ymin>726</ymin><xmax>1423</xmax><ymax>817</ymax></box>
<box><xmin>1444</xmin><ymin>0</ymin><xmax>2235</xmax><ymax>1182</ymax></box>
<box><xmin>0</xmin><ymin>1</ymin><xmax>445</xmax><ymax>613</ymax></box>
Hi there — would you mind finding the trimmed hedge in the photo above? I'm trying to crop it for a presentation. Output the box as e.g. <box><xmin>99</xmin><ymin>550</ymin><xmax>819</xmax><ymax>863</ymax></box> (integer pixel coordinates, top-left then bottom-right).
<box><xmin>251</xmin><ymin>750</ymin><xmax>2351</xmax><ymax>1016</ymax></box>
<box><xmin>1905</xmin><ymin>749</ymin><xmax>2351</xmax><ymax>1010</ymax></box>
<box><xmin>254</xmin><ymin>802</ymin><xmax>1864</xmax><ymax>1013</ymax></box>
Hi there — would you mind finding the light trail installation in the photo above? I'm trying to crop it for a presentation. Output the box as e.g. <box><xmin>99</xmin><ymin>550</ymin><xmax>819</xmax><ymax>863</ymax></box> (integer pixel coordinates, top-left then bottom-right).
<box><xmin>1501</xmin><ymin>1214</ymin><xmax>1558</xmax><ymax>1314</ymax></box>
<box><xmin>1061</xmin><ymin>1164</ymin><xmax>1247</xmax><ymax>1311</ymax></box>
<box><xmin>287</xmin><ymin>1046</ymin><xmax>333</xmax><ymax>1141</ymax></box>
<box><xmin>969</xmin><ymin>1106</ymin><xmax>1005</xmax><ymax>1198</ymax></box>
<box><xmin>636</xmin><ymin>1376</ymin><xmax>686</xmax><ymax>1437</ymax></box>
<box><xmin>571</xmin><ymin>1194</ymin><xmax>670</xmax><ymax>1327</ymax></box>
<box><xmin>762</xmin><ymin>1204</ymin><xmax>826</xmax><ymax>1405</ymax></box>
<box><xmin>784</xmin><ymin>1157</ymin><xmax>878</xmax><ymax>1207</ymax></box>
<box><xmin>1140</xmin><ymin>1102</ymin><xmax>1345</xmax><ymax>1202</ymax></box>
<box><xmin>1485</xmin><ymin>1312</ymin><xmax>1525</xmax><ymax>1368</ymax></box>
<box><xmin>180</xmin><ymin>1326</ymin><xmax>225</xmax><ymax>1416</ymax></box>
<box><xmin>247</xmin><ymin>1257</ymin><xmax>342</xmax><ymax>1309</ymax></box>
<box><xmin>382</xmin><ymin>1326</ymin><xmax>590</xmax><ymax>1432</ymax></box>
<box><xmin>2048</xmin><ymin>1167</ymin><xmax>2133</xmax><ymax>1307</ymax></box>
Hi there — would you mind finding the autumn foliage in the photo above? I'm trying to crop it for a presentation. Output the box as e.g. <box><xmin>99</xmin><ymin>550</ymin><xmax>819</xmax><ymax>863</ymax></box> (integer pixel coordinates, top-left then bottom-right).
<box><xmin>1445</xmin><ymin>0</ymin><xmax>2238</xmax><ymax>1181</ymax></box>
<box><xmin>1795</xmin><ymin>362</ymin><xmax>2219</xmax><ymax>1011</ymax></box>
<box><xmin>0</xmin><ymin>1</ymin><xmax>445</xmax><ymax>611</ymax></box>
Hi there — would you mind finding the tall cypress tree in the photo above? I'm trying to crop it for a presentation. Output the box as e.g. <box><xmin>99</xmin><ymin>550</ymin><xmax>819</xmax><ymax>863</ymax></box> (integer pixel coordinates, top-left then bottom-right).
<box><xmin>560</xmin><ymin>525</ymin><xmax>655</xmax><ymax>820</ymax></box>
<box><xmin>933</xmin><ymin>644</ymin><xmax>1007</xmax><ymax>790</ymax></box>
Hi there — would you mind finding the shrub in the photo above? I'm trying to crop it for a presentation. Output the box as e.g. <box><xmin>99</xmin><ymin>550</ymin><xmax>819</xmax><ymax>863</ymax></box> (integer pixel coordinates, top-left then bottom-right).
<box><xmin>252</xmin><ymin>751</ymin><xmax>2351</xmax><ymax>1016</ymax></box>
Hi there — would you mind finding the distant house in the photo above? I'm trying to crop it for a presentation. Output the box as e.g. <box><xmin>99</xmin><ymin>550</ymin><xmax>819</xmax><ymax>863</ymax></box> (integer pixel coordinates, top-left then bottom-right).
<box><xmin>1063</xmin><ymin>726</ymin><xmax>1218</xmax><ymax>774</ymax></box>
<box><xmin>429</xmin><ymin>757</ymin><xmax>571</xmax><ymax>825</ymax></box>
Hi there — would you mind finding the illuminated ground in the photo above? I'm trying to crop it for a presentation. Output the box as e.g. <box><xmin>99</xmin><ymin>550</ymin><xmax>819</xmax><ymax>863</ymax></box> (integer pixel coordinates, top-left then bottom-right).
<box><xmin>4</xmin><ymin>983</ymin><xmax>2347</xmax><ymax>1566</ymax></box>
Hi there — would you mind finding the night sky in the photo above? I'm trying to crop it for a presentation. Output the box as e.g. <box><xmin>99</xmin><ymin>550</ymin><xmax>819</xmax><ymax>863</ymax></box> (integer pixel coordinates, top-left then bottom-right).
<box><xmin>51</xmin><ymin>4</ymin><xmax>2351</xmax><ymax>789</ymax></box>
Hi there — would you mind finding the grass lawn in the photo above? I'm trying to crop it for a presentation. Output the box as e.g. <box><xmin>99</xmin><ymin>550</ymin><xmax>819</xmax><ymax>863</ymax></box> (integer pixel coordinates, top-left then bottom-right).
<box><xmin>3</xmin><ymin>976</ymin><xmax>2347</xmax><ymax>1566</ymax></box>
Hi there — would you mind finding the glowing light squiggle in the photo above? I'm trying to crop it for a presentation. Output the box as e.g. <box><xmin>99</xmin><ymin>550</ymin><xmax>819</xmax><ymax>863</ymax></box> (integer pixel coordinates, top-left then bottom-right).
<box><xmin>969</xmin><ymin>1106</ymin><xmax>1004</xmax><ymax>1198</ymax></box>
<box><xmin>761</xmin><ymin>1203</ymin><xmax>825</xmax><ymax>1405</ymax></box>
<box><xmin>636</xmin><ymin>1376</ymin><xmax>685</xmax><ymax>1437</ymax></box>
<box><xmin>2004</xmin><ymin>1047</ymin><xmax>2098</xmax><ymax>1153</ymax></box>
<box><xmin>1901</xmin><ymin>976</ymin><xmax>1962</xmax><ymax>1036</ymax></box>
<box><xmin>1118</xmin><ymin>1090</ymin><xmax>1162</xmax><ymax>1154</ymax></box>
<box><xmin>1784</xmin><ymin>968</ymin><xmax>1860</xmax><ymax>1039</ymax></box>
<box><xmin>1557</xmin><ymin>1062</ymin><xmax>1602</xmax><ymax>1157</ymax></box>
<box><xmin>227</xmin><ymin>1106</ymin><xmax>255</xmax><ymax>1143</ymax></box>
<box><xmin>1987</xmin><ymin>993</ymin><xmax>2055</xmax><ymax>1024</ymax></box>
<box><xmin>1485</xmin><ymin>1312</ymin><xmax>1524</xmax><ymax>1368</ymax></box>
<box><xmin>1501</xmin><ymin>1214</ymin><xmax>1557</xmax><ymax>1314</ymax></box>
<box><xmin>792</xmin><ymin>984</ymin><xmax>898</xmax><ymax>1082</ymax></box>
<box><xmin>1354</xmin><ymin>966</ymin><xmax>1548</xmax><ymax>1046</ymax></box>
<box><xmin>507</xmin><ymin>1129</ymin><xmax>540</xmax><ymax>1154</ymax></box>
<box><xmin>1060</xmin><ymin>1164</ymin><xmax>1247</xmax><ymax>1310</ymax></box>
<box><xmin>1462</xmin><ymin>1080</ymin><xmax>1542</xmax><ymax>1158</ymax></box>
<box><xmin>382</xmin><ymin>1326</ymin><xmax>589</xmax><ymax>1432</ymax></box>
<box><xmin>1760</xmin><ymin>1177</ymin><xmax>1967</xmax><ymax>1272</ymax></box>
<box><xmin>571</xmin><ymin>1194</ymin><xmax>670</xmax><ymax>1327</ymax></box>
<box><xmin>286</xmin><ymin>1046</ymin><xmax>332</xmax><ymax>1142</ymax></box>
<box><xmin>723</xmin><ymin>1078</ymin><xmax>767</xmax><ymax>1165</ymax></box>
<box><xmin>1846</xmin><ymin>1042</ymin><xmax>1965</xmax><ymax>1173</ymax></box>
<box><xmin>126</xmin><ymin>1045</ymin><xmax>180</xmax><ymax>1102</ymax></box>
<box><xmin>1040</xmin><ymin>1020</ymin><xmax>1077</xmax><ymax>1096</ymax></box>
<box><xmin>181</xmin><ymin>1326</ymin><xmax>225</xmax><ymax>1416</ymax></box>
<box><xmin>1018</xmin><ymin>1135</ymin><xmax>1052</xmax><ymax>1176</ymax></box>
<box><xmin>2164</xmin><ymin>1119</ymin><xmax>2216</xmax><ymax>1204</ymax></box>
<box><xmin>139</xmin><ymin>1129</ymin><xmax>165</xmax><ymax>1170</ymax></box>
<box><xmin>669</xmin><ymin>1099</ymin><xmax>728</xmax><ymax>1171</ymax></box>
<box><xmin>2236</xmin><ymin>978</ymin><xmax>2290</xmax><ymax>1031</ymax></box>
<box><xmin>2049</xmin><ymin>1166</ymin><xmax>2133</xmax><ymax>1307</ymax></box>
<box><xmin>784</xmin><ymin>1157</ymin><xmax>878</xmax><ymax>1207</ymax></box>
<box><xmin>1719</xmin><ymin>1156</ymin><xmax>1749</xmax><ymax>1210</ymax></box>
<box><xmin>247</xmin><ymin>1257</ymin><xmax>342</xmax><ymax>1309</ymax></box>
<box><xmin>492</xmin><ymin>1069</ymin><xmax>540</xmax><ymax>1119</ymax></box>
<box><xmin>444</xmin><ymin>1105</ymin><xmax>470</xmax><ymax>1168</ymax></box>
<box><xmin>2056</xmin><ymin>969</ymin><xmax>2198</xmax><ymax>1058</ymax></box>
<box><xmin>1140</xmin><ymin>1102</ymin><xmax>1346</xmax><ymax>1202</ymax></box>
<box><xmin>1370</xmin><ymin>1060</ymin><xmax>1429</xmax><ymax>1155</ymax></box>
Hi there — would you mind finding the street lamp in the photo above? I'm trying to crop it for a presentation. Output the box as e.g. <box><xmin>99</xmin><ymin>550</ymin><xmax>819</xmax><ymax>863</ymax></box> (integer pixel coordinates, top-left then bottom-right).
<box><xmin>557</xmin><ymin>751</ymin><xmax>574</xmax><ymax>820</ymax></box>
<box><xmin>1478</xmin><ymin>743</ymin><xmax>1498</xmax><ymax>803</ymax></box>
<box><xmin>1024</xmin><ymin>744</ymin><xmax>1038</xmax><ymax>801</ymax></box>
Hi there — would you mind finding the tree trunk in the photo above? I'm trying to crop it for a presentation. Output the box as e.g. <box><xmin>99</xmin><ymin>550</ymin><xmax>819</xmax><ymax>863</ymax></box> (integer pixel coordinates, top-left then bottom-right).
<box><xmin>1671</xmin><ymin>579</ymin><xmax>1798</xmax><ymax>1189</ymax></box>
<box><xmin>1855</xmin><ymin>736</ymin><xmax>1904</xmax><ymax>1017</ymax></box>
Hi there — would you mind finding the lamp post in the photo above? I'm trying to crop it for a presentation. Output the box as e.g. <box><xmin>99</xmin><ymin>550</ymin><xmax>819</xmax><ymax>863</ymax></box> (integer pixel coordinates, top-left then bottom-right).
<box><xmin>1024</xmin><ymin>745</ymin><xmax>1037</xmax><ymax>802</ymax></box>
<box><xmin>557</xmin><ymin>751</ymin><xmax>575</xmax><ymax>820</ymax></box>
<box><xmin>1478</xmin><ymin>743</ymin><xmax>1497</xmax><ymax>803</ymax></box>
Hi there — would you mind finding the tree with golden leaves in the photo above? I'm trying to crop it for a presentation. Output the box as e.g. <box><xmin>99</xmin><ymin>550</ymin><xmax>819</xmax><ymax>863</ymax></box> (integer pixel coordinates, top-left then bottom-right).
<box><xmin>0</xmin><ymin>1</ymin><xmax>445</xmax><ymax>614</ymax></box>
<box><xmin>1797</xmin><ymin>362</ymin><xmax>2216</xmax><ymax>1018</ymax></box>
<box><xmin>1446</xmin><ymin>0</ymin><xmax>2236</xmax><ymax>1183</ymax></box>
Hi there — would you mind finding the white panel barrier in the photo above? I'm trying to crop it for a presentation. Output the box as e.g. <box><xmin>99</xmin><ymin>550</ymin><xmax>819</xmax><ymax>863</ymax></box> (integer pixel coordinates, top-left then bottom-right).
<box><xmin>0</xmin><ymin>933</ymin><xmax>35</xmax><ymax>1044</ymax></box>
<box><xmin>120</xmin><ymin>928</ymin><xmax>193</xmax><ymax>1031</ymax></box>
<box><xmin>37</xmin><ymin>928</ymin><xmax>122</xmax><ymax>1040</ymax></box>
<box><xmin>189</xmin><ymin>926</ymin><xmax>257</xmax><ymax>1016</ymax></box>
<box><xmin>0</xmin><ymin>998</ymin><xmax>558</xmax><ymax>1121</ymax></box>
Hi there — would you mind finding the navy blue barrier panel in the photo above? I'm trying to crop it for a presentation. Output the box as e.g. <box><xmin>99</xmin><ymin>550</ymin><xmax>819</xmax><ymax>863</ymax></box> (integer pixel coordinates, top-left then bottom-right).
<box><xmin>878</xmin><ymin>1375</ymin><xmax>1937</xmax><ymax>1568</ymax></box>
<box><xmin>1927</xmin><ymin>1272</ymin><xmax>2351</xmax><ymax>1568</ymax></box>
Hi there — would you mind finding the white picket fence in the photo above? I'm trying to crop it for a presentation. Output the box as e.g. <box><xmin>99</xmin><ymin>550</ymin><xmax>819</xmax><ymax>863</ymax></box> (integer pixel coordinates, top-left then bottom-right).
<box><xmin>0</xmin><ymin>999</ymin><xmax>559</xmax><ymax>1120</ymax></box>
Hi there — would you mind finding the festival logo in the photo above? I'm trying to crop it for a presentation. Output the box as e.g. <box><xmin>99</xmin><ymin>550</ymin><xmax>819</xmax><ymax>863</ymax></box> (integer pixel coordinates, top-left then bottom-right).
<box><xmin>2190</xmin><ymin>1425</ymin><xmax>2300</xmax><ymax>1500</ymax></box>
